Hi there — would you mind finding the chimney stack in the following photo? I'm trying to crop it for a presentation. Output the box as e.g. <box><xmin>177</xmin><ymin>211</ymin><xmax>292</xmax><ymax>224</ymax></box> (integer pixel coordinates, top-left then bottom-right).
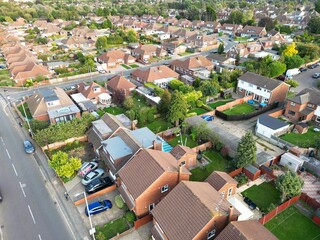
<box><xmin>178</xmin><ymin>164</ymin><xmax>183</xmax><ymax>182</ymax></box>
<box><xmin>228</xmin><ymin>206</ymin><xmax>234</xmax><ymax>223</ymax></box>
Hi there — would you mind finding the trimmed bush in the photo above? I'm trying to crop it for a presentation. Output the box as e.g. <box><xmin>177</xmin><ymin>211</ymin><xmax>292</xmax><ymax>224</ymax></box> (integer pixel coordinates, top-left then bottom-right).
<box><xmin>186</xmin><ymin>112</ymin><xmax>197</xmax><ymax>117</ymax></box>
<box><xmin>125</xmin><ymin>211</ymin><xmax>136</xmax><ymax>223</ymax></box>
<box><xmin>234</xmin><ymin>173</ymin><xmax>248</xmax><ymax>187</ymax></box>
<box><xmin>115</xmin><ymin>195</ymin><xmax>125</xmax><ymax>209</ymax></box>
<box><xmin>196</xmin><ymin>100</ymin><xmax>203</xmax><ymax>107</ymax></box>
<box><xmin>202</xmin><ymin>104</ymin><xmax>213</xmax><ymax>111</ymax></box>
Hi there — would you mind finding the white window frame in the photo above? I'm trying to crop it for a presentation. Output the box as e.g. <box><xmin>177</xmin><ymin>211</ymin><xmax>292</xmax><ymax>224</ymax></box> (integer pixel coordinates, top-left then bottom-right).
<box><xmin>290</xmin><ymin>102</ymin><xmax>296</xmax><ymax>106</ymax></box>
<box><xmin>227</xmin><ymin>187</ymin><xmax>233</xmax><ymax>197</ymax></box>
<box><xmin>161</xmin><ymin>184</ymin><xmax>169</xmax><ymax>193</ymax></box>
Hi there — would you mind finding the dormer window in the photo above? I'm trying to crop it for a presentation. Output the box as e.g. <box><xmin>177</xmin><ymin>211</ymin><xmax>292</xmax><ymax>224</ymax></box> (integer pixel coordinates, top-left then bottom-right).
<box><xmin>207</xmin><ymin>229</ymin><xmax>216</xmax><ymax>239</ymax></box>
<box><xmin>161</xmin><ymin>184</ymin><xmax>169</xmax><ymax>193</ymax></box>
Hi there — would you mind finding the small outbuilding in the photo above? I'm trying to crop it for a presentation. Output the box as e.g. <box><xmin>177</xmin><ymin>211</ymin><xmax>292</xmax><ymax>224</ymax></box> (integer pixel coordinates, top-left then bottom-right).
<box><xmin>279</xmin><ymin>152</ymin><xmax>305</xmax><ymax>172</ymax></box>
<box><xmin>256</xmin><ymin>114</ymin><xmax>289</xmax><ymax>139</ymax></box>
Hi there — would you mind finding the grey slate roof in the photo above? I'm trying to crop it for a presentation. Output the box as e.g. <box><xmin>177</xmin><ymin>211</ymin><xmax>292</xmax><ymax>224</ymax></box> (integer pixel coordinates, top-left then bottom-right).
<box><xmin>290</xmin><ymin>88</ymin><xmax>320</xmax><ymax>105</ymax></box>
<box><xmin>256</xmin><ymin>151</ymin><xmax>274</xmax><ymax>166</ymax></box>
<box><xmin>258</xmin><ymin>114</ymin><xmax>288</xmax><ymax>130</ymax></box>
<box><xmin>238</xmin><ymin>72</ymin><xmax>284</xmax><ymax>91</ymax></box>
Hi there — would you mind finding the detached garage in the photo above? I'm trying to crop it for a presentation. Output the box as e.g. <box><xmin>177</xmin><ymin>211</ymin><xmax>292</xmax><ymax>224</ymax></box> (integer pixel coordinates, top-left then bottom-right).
<box><xmin>256</xmin><ymin>114</ymin><xmax>289</xmax><ymax>139</ymax></box>
<box><xmin>280</xmin><ymin>152</ymin><xmax>305</xmax><ymax>172</ymax></box>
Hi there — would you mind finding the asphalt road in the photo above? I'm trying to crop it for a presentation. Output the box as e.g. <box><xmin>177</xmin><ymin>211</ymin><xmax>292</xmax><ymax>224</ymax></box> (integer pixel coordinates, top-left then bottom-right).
<box><xmin>0</xmin><ymin>102</ymin><xmax>75</xmax><ymax>240</ymax></box>
<box><xmin>292</xmin><ymin>65</ymin><xmax>320</xmax><ymax>92</ymax></box>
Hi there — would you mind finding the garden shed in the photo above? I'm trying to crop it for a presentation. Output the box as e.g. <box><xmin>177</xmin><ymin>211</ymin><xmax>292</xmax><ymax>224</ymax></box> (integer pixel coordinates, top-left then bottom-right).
<box><xmin>244</xmin><ymin>164</ymin><xmax>261</xmax><ymax>181</ymax></box>
<box><xmin>255</xmin><ymin>114</ymin><xmax>289</xmax><ymax>139</ymax></box>
<box><xmin>279</xmin><ymin>152</ymin><xmax>305</xmax><ymax>172</ymax></box>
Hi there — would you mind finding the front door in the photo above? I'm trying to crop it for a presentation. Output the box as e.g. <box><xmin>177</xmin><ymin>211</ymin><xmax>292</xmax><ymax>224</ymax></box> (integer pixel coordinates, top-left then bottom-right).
<box><xmin>254</xmin><ymin>94</ymin><xmax>259</xmax><ymax>101</ymax></box>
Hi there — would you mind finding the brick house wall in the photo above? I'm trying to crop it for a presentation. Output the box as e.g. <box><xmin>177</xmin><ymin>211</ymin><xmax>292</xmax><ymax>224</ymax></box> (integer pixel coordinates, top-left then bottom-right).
<box><xmin>178</xmin><ymin>153</ymin><xmax>197</xmax><ymax>169</ymax></box>
<box><xmin>34</xmin><ymin>114</ymin><xmax>49</xmax><ymax>122</ymax></box>
<box><xmin>132</xmin><ymin>172</ymin><xmax>190</xmax><ymax>218</ymax></box>
<box><xmin>218</xmin><ymin>183</ymin><xmax>237</xmax><ymax>200</ymax></box>
<box><xmin>269</xmin><ymin>83</ymin><xmax>289</xmax><ymax>104</ymax></box>
<box><xmin>284</xmin><ymin>100</ymin><xmax>316</xmax><ymax>122</ymax></box>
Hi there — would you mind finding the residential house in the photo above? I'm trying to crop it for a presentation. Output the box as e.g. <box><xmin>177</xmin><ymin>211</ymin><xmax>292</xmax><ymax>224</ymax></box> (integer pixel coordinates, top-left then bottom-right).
<box><xmin>131</xmin><ymin>65</ymin><xmax>179</xmax><ymax>88</ymax></box>
<box><xmin>186</xmin><ymin>33</ymin><xmax>218</xmax><ymax>52</ymax></box>
<box><xmin>205</xmin><ymin>171</ymin><xmax>238</xmax><ymax>199</ymax></box>
<box><xmin>143</xmin><ymin>23</ymin><xmax>163</xmax><ymax>36</ymax></box>
<box><xmin>200</xmin><ymin>21</ymin><xmax>221</xmax><ymax>32</ymax></box>
<box><xmin>191</xmin><ymin>20</ymin><xmax>204</xmax><ymax>29</ymax></box>
<box><xmin>26</xmin><ymin>87</ymin><xmax>81</xmax><ymax>124</ymax></box>
<box><xmin>226</xmin><ymin>42</ymin><xmax>262</xmax><ymax>58</ymax></box>
<box><xmin>44</xmin><ymin>61</ymin><xmax>69</xmax><ymax>71</ymax></box>
<box><xmin>97</xmin><ymin>50</ymin><xmax>136</xmax><ymax>69</ymax></box>
<box><xmin>240</xmin><ymin>26</ymin><xmax>267</xmax><ymax>38</ymax></box>
<box><xmin>170</xmin><ymin>56</ymin><xmax>214</xmax><ymax>82</ymax></box>
<box><xmin>87</xmin><ymin>113</ymin><xmax>126</xmax><ymax>151</ymax></box>
<box><xmin>118</xmin><ymin>149</ymin><xmax>191</xmax><ymax>217</ymax></box>
<box><xmin>33</xmin><ymin>20</ymin><xmax>48</xmax><ymax>29</ymax></box>
<box><xmin>215</xmin><ymin>220</ymin><xmax>277</xmax><ymax>240</ymax></box>
<box><xmin>256</xmin><ymin>114</ymin><xmax>289</xmax><ymax>139</ymax></box>
<box><xmin>77</xmin><ymin>81</ymin><xmax>110</xmax><ymax>105</ymax></box>
<box><xmin>131</xmin><ymin>44</ymin><xmax>167</xmax><ymax>63</ymax></box>
<box><xmin>219</xmin><ymin>24</ymin><xmax>243</xmax><ymax>36</ymax></box>
<box><xmin>170</xmin><ymin>145</ymin><xmax>197</xmax><ymax>169</ymax></box>
<box><xmin>61</xmin><ymin>37</ymin><xmax>95</xmax><ymax>50</ymax></box>
<box><xmin>151</xmin><ymin>181</ymin><xmax>240</xmax><ymax>240</ymax></box>
<box><xmin>284</xmin><ymin>88</ymin><xmax>320</xmax><ymax>122</ymax></box>
<box><xmin>99</xmin><ymin>127</ymin><xmax>162</xmax><ymax>178</ymax></box>
<box><xmin>237</xmin><ymin>72</ymin><xmax>289</xmax><ymax>105</ymax></box>
<box><xmin>161</xmin><ymin>41</ymin><xmax>187</xmax><ymax>55</ymax></box>
<box><xmin>171</xmin><ymin>29</ymin><xmax>195</xmax><ymax>39</ymax></box>
<box><xmin>177</xmin><ymin>19</ymin><xmax>192</xmax><ymax>28</ymax></box>
<box><xmin>13</xmin><ymin>62</ymin><xmax>52</xmax><ymax>86</ymax></box>
<box><xmin>207</xmin><ymin>53</ymin><xmax>236</xmax><ymax>66</ymax></box>
<box><xmin>42</xmin><ymin>24</ymin><xmax>61</xmax><ymax>37</ymax></box>
<box><xmin>9</xmin><ymin>17</ymin><xmax>28</xmax><ymax>30</ymax></box>
<box><xmin>106</xmin><ymin>75</ymin><xmax>136</xmax><ymax>96</ymax></box>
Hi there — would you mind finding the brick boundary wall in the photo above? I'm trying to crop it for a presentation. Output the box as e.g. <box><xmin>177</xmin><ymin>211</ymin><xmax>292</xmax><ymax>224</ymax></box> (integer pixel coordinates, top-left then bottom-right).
<box><xmin>74</xmin><ymin>185</ymin><xmax>117</xmax><ymax>206</ymax></box>
<box><xmin>134</xmin><ymin>214</ymin><xmax>153</xmax><ymax>230</ymax></box>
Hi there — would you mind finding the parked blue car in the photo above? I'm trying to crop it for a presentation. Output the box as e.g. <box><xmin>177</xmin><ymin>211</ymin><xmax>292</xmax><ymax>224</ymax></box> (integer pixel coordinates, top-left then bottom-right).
<box><xmin>24</xmin><ymin>140</ymin><xmax>35</xmax><ymax>154</ymax></box>
<box><xmin>201</xmin><ymin>115</ymin><xmax>214</xmax><ymax>121</ymax></box>
<box><xmin>85</xmin><ymin>200</ymin><xmax>112</xmax><ymax>216</ymax></box>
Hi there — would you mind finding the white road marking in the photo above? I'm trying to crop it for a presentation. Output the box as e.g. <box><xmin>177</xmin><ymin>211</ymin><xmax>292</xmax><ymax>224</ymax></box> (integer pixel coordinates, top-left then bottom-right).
<box><xmin>28</xmin><ymin>205</ymin><xmax>36</xmax><ymax>224</ymax></box>
<box><xmin>0</xmin><ymin>224</ymin><xmax>3</xmax><ymax>240</ymax></box>
<box><xmin>5</xmin><ymin>149</ymin><xmax>11</xmax><ymax>159</ymax></box>
<box><xmin>39</xmin><ymin>167</ymin><xmax>47</xmax><ymax>181</ymax></box>
<box><xmin>12</xmin><ymin>163</ymin><xmax>18</xmax><ymax>176</ymax></box>
<box><xmin>38</xmin><ymin>234</ymin><xmax>42</xmax><ymax>240</ymax></box>
<box><xmin>19</xmin><ymin>181</ymin><xmax>26</xmax><ymax>197</ymax></box>
<box><xmin>0</xmin><ymin>137</ymin><xmax>4</xmax><ymax>146</ymax></box>
<box><xmin>55</xmin><ymin>199</ymin><xmax>77</xmax><ymax>240</ymax></box>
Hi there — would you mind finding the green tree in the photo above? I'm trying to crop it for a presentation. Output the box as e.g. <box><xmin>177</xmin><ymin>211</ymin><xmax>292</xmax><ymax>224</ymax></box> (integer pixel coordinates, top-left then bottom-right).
<box><xmin>168</xmin><ymin>79</ymin><xmax>184</xmax><ymax>90</ymax></box>
<box><xmin>206</xmin><ymin>6</ymin><xmax>217</xmax><ymax>21</ymax></box>
<box><xmin>167</xmin><ymin>91</ymin><xmax>188</xmax><ymax>126</ymax></box>
<box><xmin>123</xmin><ymin>96</ymin><xmax>134</xmax><ymax>110</ymax></box>
<box><xmin>28</xmin><ymin>119</ymin><xmax>50</xmax><ymax>133</ymax></box>
<box><xmin>268</xmin><ymin>61</ymin><xmax>287</xmax><ymax>78</ymax></box>
<box><xmin>158</xmin><ymin>90</ymin><xmax>171</xmax><ymax>115</ymax></box>
<box><xmin>49</xmin><ymin>151</ymin><xmax>81</xmax><ymax>179</ymax></box>
<box><xmin>76</xmin><ymin>52</ymin><xmax>85</xmax><ymax>64</ymax></box>
<box><xmin>126</xmin><ymin>29</ymin><xmax>138</xmax><ymax>43</ymax></box>
<box><xmin>284</xmin><ymin>55</ymin><xmax>304</xmax><ymax>69</ymax></box>
<box><xmin>234</xmin><ymin>131</ymin><xmax>257</xmax><ymax>168</ymax></box>
<box><xmin>285</xmin><ymin>79</ymin><xmax>299</xmax><ymax>89</ymax></box>
<box><xmin>276</xmin><ymin>171</ymin><xmax>304</xmax><ymax>202</ymax></box>
<box><xmin>101</xmin><ymin>19</ymin><xmax>112</xmax><ymax>29</ymax></box>
<box><xmin>228</xmin><ymin>10</ymin><xmax>245</xmax><ymax>24</ymax></box>
<box><xmin>315</xmin><ymin>0</ymin><xmax>320</xmax><ymax>13</ymax></box>
<box><xmin>199</xmin><ymin>80</ymin><xmax>219</xmax><ymax>96</ymax></box>
<box><xmin>258</xmin><ymin>17</ymin><xmax>276</xmax><ymax>31</ymax></box>
<box><xmin>83</xmin><ymin>56</ymin><xmax>95</xmax><ymax>72</ymax></box>
<box><xmin>95</xmin><ymin>36</ymin><xmax>107</xmax><ymax>50</ymax></box>
<box><xmin>218</xmin><ymin>43</ymin><xmax>224</xmax><ymax>54</ymax></box>
<box><xmin>307</xmin><ymin>16</ymin><xmax>320</xmax><ymax>34</ymax></box>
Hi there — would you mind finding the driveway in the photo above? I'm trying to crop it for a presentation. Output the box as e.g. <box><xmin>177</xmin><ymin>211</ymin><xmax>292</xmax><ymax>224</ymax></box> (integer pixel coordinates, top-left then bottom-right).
<box><xmin>294</xmin><ymin>66</ymin><xmax>320</xmax><ymax>92</ymax></box>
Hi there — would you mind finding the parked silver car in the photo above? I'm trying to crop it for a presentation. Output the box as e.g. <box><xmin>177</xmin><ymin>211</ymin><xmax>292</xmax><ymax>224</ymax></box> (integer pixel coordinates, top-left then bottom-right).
<box><xmin>78</xmin><ymin>162</ymin><xmax>99</xmax><ymax>178</ymax></box>
<box><xmin>81</xmin><ymin>168</ymin><xmax>105</xmax><ymax>186</ymax></box>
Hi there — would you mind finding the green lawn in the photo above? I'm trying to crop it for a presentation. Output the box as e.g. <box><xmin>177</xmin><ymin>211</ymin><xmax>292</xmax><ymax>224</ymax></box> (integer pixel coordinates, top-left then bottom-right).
<box><xmin>265</xmin><ymin>206</ymin><xmax>320</xmax><ymax>240</ymax></box>
<box><xmin>17</xmin><ymin>102</ymin><xmax>33</xmax><ymax>119</ymax></box>
<box><xmin>242</xmin><ymin>182</ymin><xmax>281</xmax><ymax>213</ymax></box>
<box><xmin>190</xmin><ymin>150</ymin><xmax>231</xmax><ymax>181</ymax></box>
<box><xmin>223</xmin><ymin>103</ymin><xmax>255</xmax><ymax>115</ymax></box>
<box><xmin>132</xmin><ymin>95</ymin><xmax>149</xmax><ymax>108</ymax></box>
<box><xmin>168</xmin><ymin>135</ymin><xmax>198</xmax><ymax>148</ymax></box>
<box><xmin>188</xmin><ymin>107</ymin><xmax>208</xmax><ymax>115</ymax></box>
<box><xmin>208</xmin><ymin>100</ymin><xmax>233</xmax><ymax>109</ymax></box>
<box><xmin>96</xmin><ymin>217</ymin><xmax>130</xmax><ymax>240</ymax></box>
<box><xmin>0</xmin><ymin>69</ymin><xmax>14</xmax><ymax>86</ymax></box>
<box><xmin>0</xmin><ymin>69</ymin><xmax>9</xmax><ymax>75</ymax></box>
<box><xmin>129</xmin><ymin>64</ymin><xmax>139</xmax><ymax>68</ymax></box>
<box><xmin>145</xmin><ymin>118</ymin><xmax>172</xmax><ymax>133</ymax></box>
<box><xmin>234</xmin><ymin>37</ymin><xmax>250</xmax><ymax>42</ymax></box>
<box><xmin>121</xmin><ymin>64</ymin><xmax>131</xmax><ymax>69</ymax></box>
<box><xmin>103</xmin><ymin>107</ymin><xmax>126</xmax><ymax>115</ymax></box>
<box><xmin>280</xmin><ymin>126</ymin><xmax>320</xmax><ymax>148</ymax></box>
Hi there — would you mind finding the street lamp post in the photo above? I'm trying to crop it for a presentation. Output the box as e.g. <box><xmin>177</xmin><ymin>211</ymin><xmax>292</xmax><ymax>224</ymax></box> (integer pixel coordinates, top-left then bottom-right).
<box><xmin>21</xmin><ymin>100</ymin><xmax>33</xmax><ymax>138</ymax></box>
<box><xmin>74</xmin><ymin>192</ymin><xmax>96</xmax><ymax>240</ymax></box>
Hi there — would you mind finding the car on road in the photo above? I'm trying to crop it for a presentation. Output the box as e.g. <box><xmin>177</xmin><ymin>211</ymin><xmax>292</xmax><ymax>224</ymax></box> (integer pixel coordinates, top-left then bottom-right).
<box><xmin>85</xmin><ymin>199</ymin><xmax>112</xmax><ymax>216</ymax></box>
<box><xmin>85</xmin><ymin>176</ymin><xmax>114</xmax><ymax>194</ymax></box>
<box><xmin>78</xmin><ymin>161</ymin><xmax>99</xmax><ymax>178</ymax></box>
<box><xmin>98</xmin><ymin>70</ymin><xmax>106</xmax><ymax>74</ymax></box>
<box><xmin>299</xmin><ymin>67</ymin><xmax>307</xmax><ymax>72</ymax></box>
<box><xmin>81</xmin><ymin>168</ymin><xmax>105</xmax><ymax>185</ymax></box>
<box><xmin>0</xmin><ymin>188</ymin><xmax>2</xmax><ymax>202</ymax></box>
<box><xmin>312</xmin><ymin>73</ymin><xmax>320</xmax><ymax>79</ymax></box>
<box><xmin>23</xmin><ymin>140</ymin><xmax>35</xmax><ymax>154</ymax></box>
<box><xmin>244</xmin><ymin>197</ymin><xmax>257</xmax><ymax>210</ymax></box>
<box><xmin>308</xmin><ymin>64</ymin><xmax>317</xmax><ymax>69</ymax></box>
<box><xmin>201</xmin><ymin>115</ymin><xmax>214</xmax><ymax>121</ymax></box>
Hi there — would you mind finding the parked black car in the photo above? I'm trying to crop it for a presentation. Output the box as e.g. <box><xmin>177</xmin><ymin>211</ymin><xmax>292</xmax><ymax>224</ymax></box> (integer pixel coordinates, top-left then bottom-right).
<box><xmin>308</xmin><ymin>64</ymin><xmax>317</xmax><ymax>69</ymax></box>
<box><xmin>299</xmin><ymin>67</ymin><xmax>307</xmax><ymax>72</ymax></box>
<box><xmin>85</xmin><ymin>176</ymin><xmax>114</xmax><ymax>194</ymax></box>
<box><xmin>244</xmin><ymin>197</ymin><xmax>257</xmax><ymax>210</ymax></box>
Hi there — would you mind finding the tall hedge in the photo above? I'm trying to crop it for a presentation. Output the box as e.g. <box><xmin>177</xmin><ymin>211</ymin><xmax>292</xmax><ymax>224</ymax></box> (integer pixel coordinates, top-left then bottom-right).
<box><xmin>34</xmin><ymin>113</ymin><xmax>95</xmax><ymax>147</ymax></box>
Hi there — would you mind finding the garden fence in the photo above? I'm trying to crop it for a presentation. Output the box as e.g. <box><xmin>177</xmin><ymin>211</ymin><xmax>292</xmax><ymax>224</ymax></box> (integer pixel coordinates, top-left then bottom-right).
<box><xmin>215</xmin><ymin>102</ymin><xmax>279</xmax><ymax>121</ymax></box>
<box><xmin>134</xmin><ymin>214</ymin><xmax>153</xmax><ymax>230</ymax></box>
<box><xmin>259</xmin><ymin>195</ymin><xmax>300</xmax><ymax>225</ymax></box>
<box><xmin>300</xmin><ymin>192</ymin><xmax>320</xmax><ymax>210</ymax></box>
